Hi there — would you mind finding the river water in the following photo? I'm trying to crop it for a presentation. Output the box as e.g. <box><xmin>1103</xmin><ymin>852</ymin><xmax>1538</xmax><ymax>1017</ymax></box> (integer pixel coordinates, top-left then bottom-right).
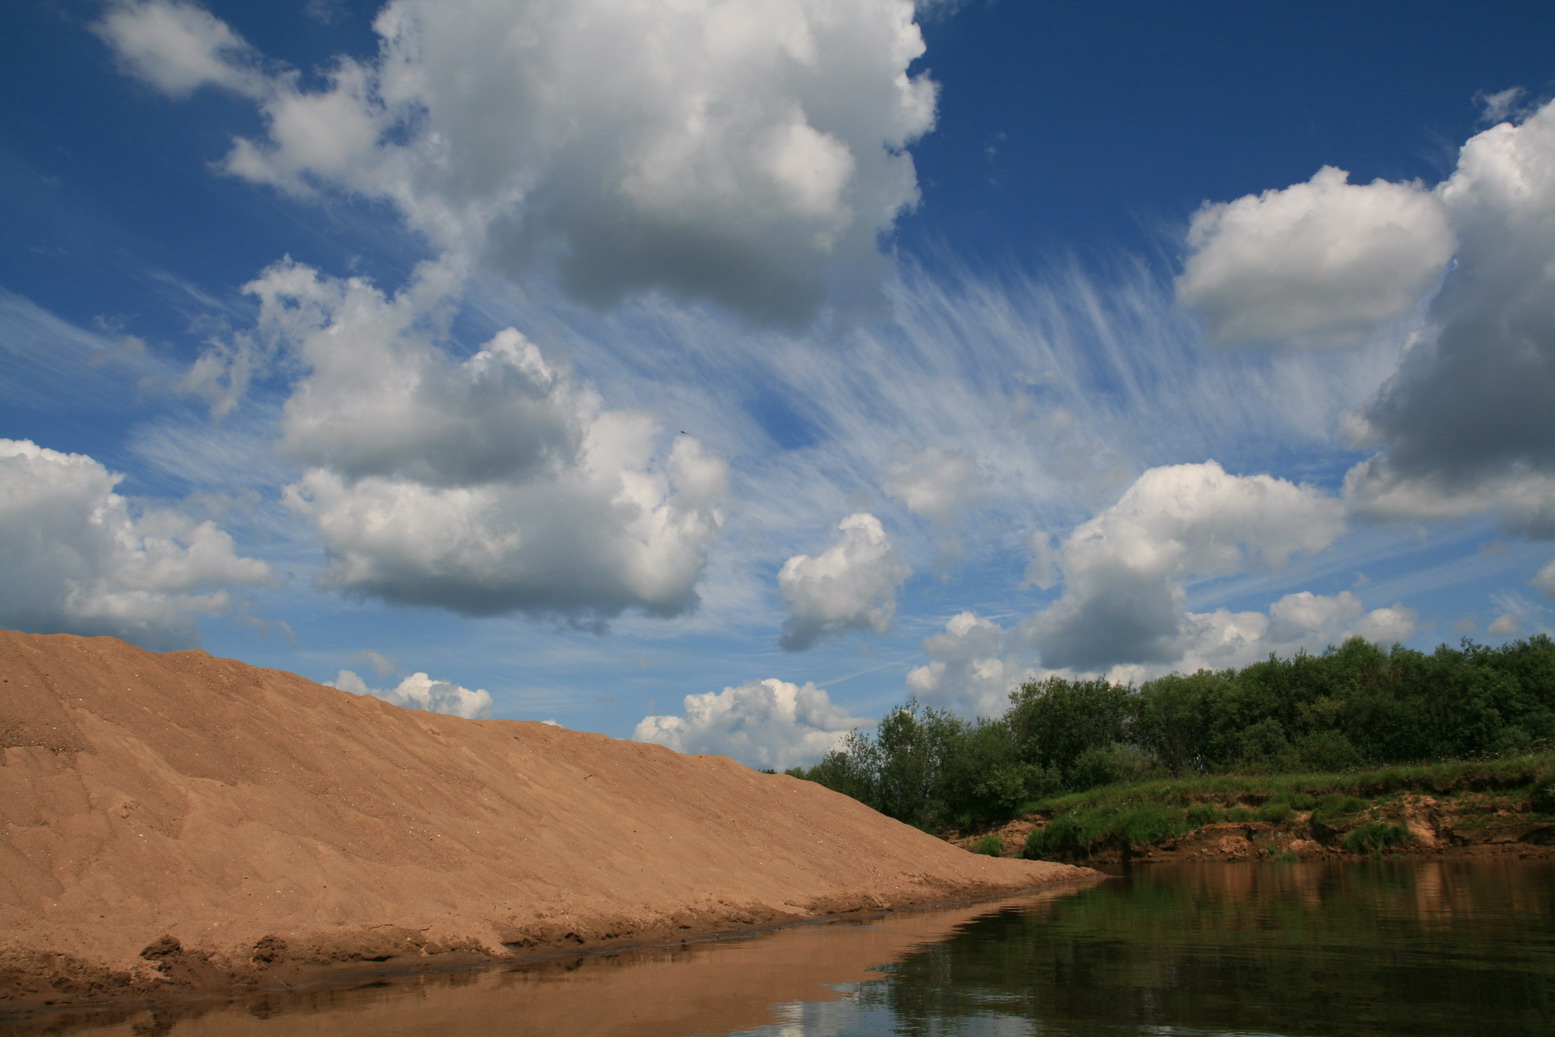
<box><xmin>16</xmin><ymin>859</ymin><xmax>1555</xmax><ymax>1037</ymax></box>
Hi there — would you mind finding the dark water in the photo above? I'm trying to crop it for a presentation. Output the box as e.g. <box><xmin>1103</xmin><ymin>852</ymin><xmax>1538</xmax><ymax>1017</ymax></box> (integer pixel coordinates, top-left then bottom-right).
<box><xmin>16</xmin><ymin>859</ymin><xmax>1555</xmax><ymax>1037</ymax></box>
<box><xmin>760</xmin><ymin>858</ymin><xmax>1555</xmax><ymax>1037</ymax></box>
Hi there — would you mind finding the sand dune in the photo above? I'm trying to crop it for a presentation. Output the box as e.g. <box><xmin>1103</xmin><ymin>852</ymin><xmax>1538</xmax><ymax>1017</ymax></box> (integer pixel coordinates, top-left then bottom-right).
<box><xmin>0</xmin><ymin>630</ymin><xmax>1091</xmax><ymax>1006</ymax></box>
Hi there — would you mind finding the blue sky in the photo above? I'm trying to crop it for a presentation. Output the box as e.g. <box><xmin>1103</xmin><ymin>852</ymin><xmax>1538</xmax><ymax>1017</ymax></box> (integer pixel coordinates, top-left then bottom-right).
<box><xmin>3</xmin><ymin>0</ymin><xmax>1553</xmax><ymax>768</ymax></box>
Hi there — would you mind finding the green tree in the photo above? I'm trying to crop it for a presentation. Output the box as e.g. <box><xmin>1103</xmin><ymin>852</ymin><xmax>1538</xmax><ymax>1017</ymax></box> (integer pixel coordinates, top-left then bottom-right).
<box><xmin>1007</xmin><ymin>675</ymin><xmax>1135</xmax><ymax>790</ymax></box>
<box><xmin>1137</xmin><ymin>671</ymin><xmax>1227</xmax><ymax>775</ymax></box>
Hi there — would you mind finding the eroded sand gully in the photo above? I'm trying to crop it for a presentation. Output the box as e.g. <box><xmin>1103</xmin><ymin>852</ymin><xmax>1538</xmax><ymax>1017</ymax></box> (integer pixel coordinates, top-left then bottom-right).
<box><xmin>0</xmin><ymin>630</ymin><xmax>1096</xmax><ymax>1008</ymax></box>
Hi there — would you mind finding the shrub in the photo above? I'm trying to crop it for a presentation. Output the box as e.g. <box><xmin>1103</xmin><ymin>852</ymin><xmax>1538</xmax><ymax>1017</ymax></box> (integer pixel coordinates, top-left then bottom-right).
<box><xmin>1024</xmin><ymin>806</ymin><xmax>1121</xmax><ymax>858</ymax></box>
<box><xmin>1342</xmin><ymin>822</ymin><xmax>1412</xmax><ymax>853</ymax></box>
<box><xmin>1024</xmin><ymin>813</ymin><xmax>1084</xmax><ymax>859</ymax></box>
<box><xmin>1257</xmin><ymin>799</ymin><xmax>1293</xmax><ymax>824</ymax></box>
<box><xmin>972</xmin><ymin>834</ymin><xmax>1005</xmax><ymax>857</ymax></box>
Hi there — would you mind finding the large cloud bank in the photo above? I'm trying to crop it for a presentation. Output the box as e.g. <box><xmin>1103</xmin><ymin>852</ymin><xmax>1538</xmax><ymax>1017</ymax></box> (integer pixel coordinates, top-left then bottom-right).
<box><xmin>633</xmin><ymin>677</ymin><xmax>868</xmax><ymax>769</ymax></box>
<box><xmin>0</xmin><ymin>439</ymin><xmax>272</xmax><ymax>648</ymax></box>
<box><xmin>1023</xmin><ymin>461</ymin><xmax>1347</xmax><ymax>671</ymax></box>
<box><xmin>1180</xmin><ymin>99</ymin><xmax>1555</xmax><ymax>547</ymax></box>
<box><xmin>98</xmin><ymin>0</ymin><xmax>937</xmax><ymax>325</ymax></box>
<box><xmin>1345</xmin><ymin>100</ymin><xmax>1555</xmax><ymax>538</ymax></box>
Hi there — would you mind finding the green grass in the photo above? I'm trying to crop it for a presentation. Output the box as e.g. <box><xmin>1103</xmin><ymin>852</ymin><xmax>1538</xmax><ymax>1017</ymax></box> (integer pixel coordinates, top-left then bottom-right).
<box><xmin>1015</xmin><ymin>752</ymin><xmax>1555</xmax><ymax>860</ymax></box>
<box><xmin>1032</xmin><ymin>754</ymin><xmax>1555</xmax><ymax>817</ymax></box>
<box><xmin>1185</xmin><ymin>802</ymin><xmax>1222</xmax><ymax>827</ymax></box>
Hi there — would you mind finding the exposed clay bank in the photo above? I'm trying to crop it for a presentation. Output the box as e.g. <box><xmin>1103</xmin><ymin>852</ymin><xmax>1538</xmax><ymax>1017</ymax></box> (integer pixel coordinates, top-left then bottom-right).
<box><xmin>0</xmin><ymin>630</ymin><xmax>1095</xmax><ymax>1011</ymax></box>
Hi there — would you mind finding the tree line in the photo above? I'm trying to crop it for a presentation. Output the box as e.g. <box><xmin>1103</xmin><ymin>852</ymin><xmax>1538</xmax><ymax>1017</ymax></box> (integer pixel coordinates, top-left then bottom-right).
<box><xmin>785</xmin><ymin>635</ymin><xmax>1555</xmax><ymax>832</ymax></box>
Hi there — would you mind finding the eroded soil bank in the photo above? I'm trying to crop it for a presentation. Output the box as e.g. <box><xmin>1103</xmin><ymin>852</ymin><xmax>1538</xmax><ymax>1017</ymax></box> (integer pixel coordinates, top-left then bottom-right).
<box><xmin>0</xmin><ymin>630</ymin><xmax>1095</xmax><ymax>1013</ymax></box>
<box><xmin>959</xmin><ymin>790</ymin><xmax>1555</xmax><ymax>865</ymax></box>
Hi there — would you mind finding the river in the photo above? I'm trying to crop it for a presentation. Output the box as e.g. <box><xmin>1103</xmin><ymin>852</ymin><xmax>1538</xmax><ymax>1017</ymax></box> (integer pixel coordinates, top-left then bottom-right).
<box><xmin>12</xmin><ymin>858</ymin><xmax>1554</xmax><ymax>1036</ymax></box>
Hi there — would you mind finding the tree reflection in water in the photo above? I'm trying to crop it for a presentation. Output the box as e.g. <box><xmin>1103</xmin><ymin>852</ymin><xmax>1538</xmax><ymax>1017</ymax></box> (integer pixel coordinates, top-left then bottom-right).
<box><xmin>851</xmin><ymin>860</ymin><xmax>1555</xmax><ymax>1037</ymax></box>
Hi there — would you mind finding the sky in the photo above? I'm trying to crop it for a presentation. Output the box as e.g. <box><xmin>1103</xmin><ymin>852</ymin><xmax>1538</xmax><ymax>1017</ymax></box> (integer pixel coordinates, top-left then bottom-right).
<box><xmin>3</xmin><ymin>0</ymin><xmax>1554</xmax><ymax>770</ymax></box>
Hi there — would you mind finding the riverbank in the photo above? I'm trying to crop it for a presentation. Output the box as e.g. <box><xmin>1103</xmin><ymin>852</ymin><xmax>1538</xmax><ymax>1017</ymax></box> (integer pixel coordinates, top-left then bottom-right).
<box><xmin>0</xmin><ymin>630</ymin><xmax>1096</xmax><ymax>1014</ymax></box>
<box><xmin>955</xmin><ymin>757</ymin><xmax>1555</xmax><ymax>864</ymax></box>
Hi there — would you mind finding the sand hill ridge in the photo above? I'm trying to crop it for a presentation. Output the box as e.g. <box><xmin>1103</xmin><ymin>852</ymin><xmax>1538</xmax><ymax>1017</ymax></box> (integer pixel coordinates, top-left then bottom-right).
<box><xmin>0</xmin><ymin>629</ymin><xmax>1090</xmax><ymax>1006</ymax></box>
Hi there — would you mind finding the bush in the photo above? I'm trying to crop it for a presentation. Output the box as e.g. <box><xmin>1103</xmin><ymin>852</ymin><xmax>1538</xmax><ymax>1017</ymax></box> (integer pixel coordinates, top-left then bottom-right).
<box><xmin>972</xmin><ymin>834</ymin><xmax>1005</xmax><ymax>857</ymax></box>
<box><xmin>1024</xmin><ymin>814</ymin><xmax>1083</xmax><ymax>859</ymax></box>
<box><xmin>1257</xmin><ymin>799</ymin><xmax>1293</xmax><ymax>823</ymax></box>
<box><xmin>1342</xmin><ymin>822</ymin><xmax>1412</xmax><ymax>853</ymax></box>
<box><xmin>1120</xmin><ymin>804</ymin><xmax>1181</xmax><ymax>846</ymax></box>
<box><xmin>1024</xmin><ymin>806</ymin><xmax>1120</xmax><ymax>859</ymax></box>
<box><xmin>1022</xmin><ymin>802</ymin><xmax>1184</xmax><ymax>858</ymax></box>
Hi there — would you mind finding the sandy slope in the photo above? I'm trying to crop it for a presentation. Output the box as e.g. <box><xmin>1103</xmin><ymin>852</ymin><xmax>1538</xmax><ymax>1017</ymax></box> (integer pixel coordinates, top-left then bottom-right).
<box><xmin>0</xmin><ymin>630</ymin><xmax>1091</xmax><ymax>1005</ymax></box>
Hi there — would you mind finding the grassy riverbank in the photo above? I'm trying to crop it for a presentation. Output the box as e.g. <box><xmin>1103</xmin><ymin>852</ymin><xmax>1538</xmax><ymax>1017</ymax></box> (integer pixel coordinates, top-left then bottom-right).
<box><xmin>791</xmin><ymin>636</ymin><xmax>1555</xmax><ymax>838</ymax></box>
<box><xmin>958</xmin><ymin>754</ymin><xmax>1555</xmax><ymax>863</ymax></box>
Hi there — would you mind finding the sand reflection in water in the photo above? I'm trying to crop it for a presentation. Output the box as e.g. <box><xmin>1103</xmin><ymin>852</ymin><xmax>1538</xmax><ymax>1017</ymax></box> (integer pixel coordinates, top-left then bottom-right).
<box><xmin>38</xmin><ymin>884</ymin><xmax>1092</xmax><ymax>1037</ymax></box>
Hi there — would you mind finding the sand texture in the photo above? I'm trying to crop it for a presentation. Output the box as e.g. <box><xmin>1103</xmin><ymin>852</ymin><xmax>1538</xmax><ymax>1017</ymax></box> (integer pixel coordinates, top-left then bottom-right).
<box><xmin>0</xmin><ymin>630</ymin><xmax>1092</xmax><ymax>1007</ymax></box>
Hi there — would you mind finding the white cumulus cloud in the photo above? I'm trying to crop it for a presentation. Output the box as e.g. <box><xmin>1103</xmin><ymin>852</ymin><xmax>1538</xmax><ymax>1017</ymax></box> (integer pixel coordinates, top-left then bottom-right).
<box><xmin>1102</xmin><ymin>591</ymin><xmax>1418</xmax><ymax>686</ymax></box>
<box><xmin>918</xmin><ymin>589</ymin><xmax>1419</xmax><ymax>702</ymax></box>
<box><xmin>1178</xmin><ymin>165</ymin><xmax>1454</xmax><ymax>344</ymax></box>
<box><xmin>1022</xmin><ymin>461</ymin><xmax>1346</xmax><ymax>671</ymax></box>
<box><xmin>778</xmin><ymin>512</ymin><xmax>911</xmax><ymax>650</ymax></box>
<box><xmin>98</xmin><ymin>0</ymin><xmax>938</xmax><ymax>326</ymax></box>
<box><xmin>0</xmin><ymin>439</ymin><xmax>272</xmax><ymax>649</ymax></box>
<box><xmin>633</xmin><ymin>677</ymin><xmax>869</xmax><ymax>770</ymax></box>
<box><xmin>203</xmin><ymin>258</ymin><xmax>729</xmax><ymax>625</ymax></box>
<box><xmin>905</xmin><ymin>610</ymin><xmax>1022</xmax><ymax>716</ymax></box>
<box><xmin>331</xmin><ymin>668</ymin><xmax>492</xmax><ymax>719</ymax></box>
